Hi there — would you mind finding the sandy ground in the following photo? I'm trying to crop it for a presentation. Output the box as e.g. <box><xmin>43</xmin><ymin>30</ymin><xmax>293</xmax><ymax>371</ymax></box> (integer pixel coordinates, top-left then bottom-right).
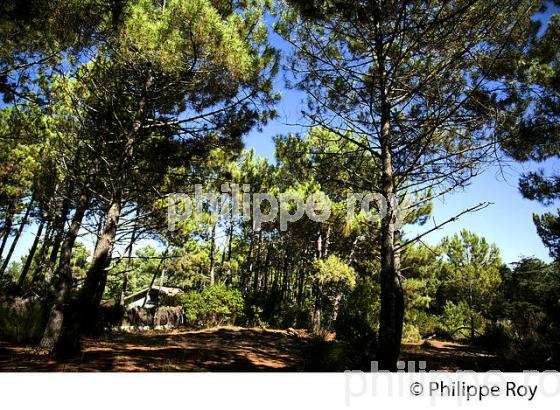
<box><xmin>0</xmin><ymin>327</ymin><xmax>498</xmax><ymax>372</ymax></box>
<box><xmin>0</xmin><ymin>327</ymin><xmax>309</xmax><ymax>371</ymax></box>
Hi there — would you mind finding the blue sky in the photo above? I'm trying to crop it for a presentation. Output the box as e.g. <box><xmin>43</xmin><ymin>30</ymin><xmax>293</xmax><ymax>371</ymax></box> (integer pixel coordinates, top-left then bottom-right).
<box><xmin>241</xmin><ymin>21</ymin><xmax>559</xmax><ymax>265</ymax></box>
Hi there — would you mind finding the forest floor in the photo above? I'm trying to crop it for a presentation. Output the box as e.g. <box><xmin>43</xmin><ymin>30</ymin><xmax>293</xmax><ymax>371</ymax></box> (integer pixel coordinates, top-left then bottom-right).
<box><xmin>0</xmin><ymin>326</ymin><xmax>499</xmax><ymax>372</ymax></box>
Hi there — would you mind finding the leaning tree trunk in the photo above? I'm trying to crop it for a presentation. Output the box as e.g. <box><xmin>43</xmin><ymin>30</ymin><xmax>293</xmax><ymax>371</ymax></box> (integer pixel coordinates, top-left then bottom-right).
<box><xmin>17</xmin><ymin>216</ymin><xmax>46</xmax><ymax>288</ymax></box>
<box><xmin>39</xmin><ymin>186</ymin><xmax>90</xmax><ymax>352</ymax></box>
<box><xmin>141</xmin><ymin>249</ymin><xmax>168</xmax><ymax>308</ymax></box>
<box><xmin>30</xmin><ymin>224</ymin><xmax>51</xmax><ymax>285</ymax></box>
<box><xmin>46</xmin><ymin>197</ymin><xmax>70</xmax><ymax>272</ymax></box>
<box><xmin>0</xmin><ymin>204</ymin><xmax>15</xmax><ymax>259</ymax></box>
<box><xmin>33</xmin><ymin>194</ymin><xmax>71</xmax><ymax>286</ymax></box>
<box><xmin>73</xmin><ymin>72</ymin><xmax>152</xmax><ymax>336</ymax></box>
<box><xmin>377</xmin><ymin>102</ymin><xmax>404</xmax><ymax>371</ymax></box>
<box><xmin>0</xmin><ymin>194</ymin><xmax>35</xmax><ymax>276</ymax></box>
<box><xmin>77</xmin><ymin>198</ymin><xmax>121</xmax><ymax>334</ymax></box>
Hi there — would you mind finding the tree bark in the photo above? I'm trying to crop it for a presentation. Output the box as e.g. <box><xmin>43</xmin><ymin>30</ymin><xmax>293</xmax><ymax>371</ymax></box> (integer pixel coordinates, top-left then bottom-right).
<box><xmin>119</xmin><ymin>220</ymin><xmax>137</xmax><ymax>308</ymax></box>
<box><xmin>40</xmin><ymin>195</ymin><xmax>71</xmax><ymax>283</ymax></box>
<box><xmin>252</xmin><ymin>230</ymin><xmax>263</xmax><ymax>292</ymax></box>
<box><xmin>209</xmin><ymin>222</ymin><xmax>216</xmax><ymax>286</ymax></box>
<box><xmin>0</xmin><ymin>194</ymin><xmax>35</xmax><ymax>276</ymax></box>
<box><xmin>73</xmin><ymin>72</ymin><xmax>153</xmax><ymax>335</ymax></box>
<box><xmin>331</xmin><ymin>293</ymin><xmax>343</xmax><ymax>324</ymax></box>
<box><xmin>39</xmin><ymin>186</ymin><xmax>90</xmax><ymax>352</ymax></box>
<box><xmin>312</xmin><ymin>228</ymin><xmax>324</xmax><ymax>333</ymax></box>
<box><xmin>262</xmin><ymin>244</ymin><xmax>272</xmax><ymax>295</ymax></box>
<box><xmin>77</xmin><ymin>198</ymin><xmax>121</xmax><ymax>333</ymax></box>
<box><xmin>243</xmin><ymin>229</ymin><xmax>255</xmax><ymax>292</ymax></box>
<box><xmin>0</xmin><ymin>204</ymin><xmax>15</xmax><ymax>259</ymax></box>
<box><xmin>30</xmin><ymin>222</ymin><xmax>52</xmax><ymax>285</ymax></box>
<box><xmin>17</xmin><ymin>216</ymin><xmax>46</xmax><ymax>288</ymax></box>
<box><xmin>312</xmin><ymin>282</ymin><xmax>323</xmax><ymax>334</ymax></box>
<box><xmin>377</xmin><ymin>95</ymin><xmax>404</xmax><ymax>371</ymax></box>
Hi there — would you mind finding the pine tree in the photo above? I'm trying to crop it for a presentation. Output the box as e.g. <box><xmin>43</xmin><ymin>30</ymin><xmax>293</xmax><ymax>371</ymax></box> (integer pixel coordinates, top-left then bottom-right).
<box><xmin>278</xmin><ymin>0</ymin><xmax>541</xmax><ymax>369</ymax></box>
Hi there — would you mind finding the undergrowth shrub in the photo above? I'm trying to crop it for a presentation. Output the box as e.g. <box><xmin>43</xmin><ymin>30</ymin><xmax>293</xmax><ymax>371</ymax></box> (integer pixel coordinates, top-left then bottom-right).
<box><xmin>402</xmin><ymin>323</ymin><xmax>422</xmax><ymax>343</ymax></box>
<box><xmin>180</xmin><ymin>285</ymin><xmax>244</xmax><ymax>328</ymax></box>
<box><xmin>0</xmin><ymin>297</ymin><xmax>45</xmax><ymax>343</ymax></box>
<box><xmin>334</xmin><ymin>279</ymin><xmax>378</xmax><ymax>367</ymax></box>
<box><xmin>301</xmin><ymin>335</ymin><xmax>351</xmax><ymax>371</ymax></box>
<box><xmin>242</xmin><ymin>304</ymin><xmax>267</xmax><ymax>328</ymax></box>
<box><xmin>437</xmin><ymin>300</ymin><xmax>476</xmax><ymax>340</ymax></box>
<box><xmin>483</xmin><ymin>302</ymin><xmax>560</xmax><ymax>368</ymax></box>
<box><xmin>276</xmin><ymin>301</ymin><xmax>313</xmax><ymax>329</ymax></box>
<box><xmin>409</xmin><ymin>310</ymin><xmax>439</xmax><ymax>337</ymax></box>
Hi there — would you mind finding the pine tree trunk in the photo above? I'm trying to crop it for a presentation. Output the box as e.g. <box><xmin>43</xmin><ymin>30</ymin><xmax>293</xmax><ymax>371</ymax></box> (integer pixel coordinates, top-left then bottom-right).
<box><xmin>30</xmin><ymin>222</ymin><xmax>52</xmax><ymax>285</ymax></box>
<box><xmin>348</xmin><ymin>236</ymin><xmax>359</xmax><ymax>265</ymax></box>
<box><xmin>252</xmin><ymin>230</ymin><xmax>263</xmax><ymax>293</ymax></box>
<box><xmin>244</xmin><ymin>229</ymin><xmax>255</xmax><ymax>292</ymax></box>
<box><xmin>77</xmin><ymin>198</ymin><xmax>121</xmax><ymax>333</ymax></box>
<box><xmin>73</xmin><ymin>72</ymin><xmax>152</xmax><ymax>333</ymax></box>
<box><xmin>209</xmin><ymin>222</ymin><xmax>216</xmax><ymax>286</ymax></box>
<box><xmin>0</xmin><ymin>195</ymin><xmax>35</xmax><ymax>276</ymax></box>
<box><xmin>262</xmin><ymin>244</ymin><xmax>272</xmax><ymax>295</ymax></box>
<box><xmin>17</xmin><ymin>217</ymin><xmax>45</xmax><ymax>288</ymax></box>
<box><xmin>39</xmin><ymin>186</ymin><xmax>90</xmax><ymax>352</ymax></box>
<box><xmin>312</xmin><ymin>283</ymin><xmax>323</xmax><ymax>334</ymax></box>
<box><xmin>41</xmin><ymin>196</ymin><xmax>71</xmax><ymax>283</ymax></box>
<box><xmin>0</xmin><ymin>205</ymin><xmax>15</xmax><ymax>259</ymax></box>
<box><xmin>377</xmin><ymin>99</ymin><xmax>404</xmax><ymax>371</ymax></box>
<box><xmin>331</xmin><ymin>293</ymin><xmax>343</xmax><ymax>324</ymax></box>
<box><xmin>312</xmin><ymin>228</ymin><xmax>324</xmax><ymax>333</ymax></box>
<box><xmin>119</xmin><ymin>220</ymin><xmax>137</xmax><ymax>308</ymax></box>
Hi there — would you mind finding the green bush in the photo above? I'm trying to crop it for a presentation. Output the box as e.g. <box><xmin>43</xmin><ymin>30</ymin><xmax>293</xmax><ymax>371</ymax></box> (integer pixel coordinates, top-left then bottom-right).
<box><xmin>409</xmin><ymin>310</ymin><xmax>439</xmax><ymax>337</ymax></box>
<box><xmin>276</xmin><ymin>301</ymin><xmax>313</xmax><ymax>329</ymax></box>
<box><xmin>437</xmin><ymin>300</ymin><xmax>477</xmax><ymax>340</ymax></box>
<box><xmin>334</xmin><ymin>280</ymin><xmax>378</xmax><ymax>363</ymax></box>
<box><xmin>488</xmin><ymin>302</ymin><xmax>557</xmax><ymax>367</ymax></box>
<box><xmin>180</xmin><ymin>285</ymin><xmax>244</xmax><ymax>328</ymax></box>
<box><xmin>0</xmin><ymin>297</ymin><xmax>46</xmax><ymax>343</ymax></box>
<box><xmin>402</xmin><ymin>323</ymin><xmax>422</xmax><ymax>343</ymax></box>
<box><xmin>242</xmin><ymin>304</ymin><xmax>268</xmax><ymax>328</ymax></box>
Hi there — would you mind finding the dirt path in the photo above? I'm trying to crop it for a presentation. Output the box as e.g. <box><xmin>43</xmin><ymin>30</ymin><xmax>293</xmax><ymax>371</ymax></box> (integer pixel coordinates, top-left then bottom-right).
<box><xmin>0</xmin><ymin>327</ymin><xmax>309</xmax><ymax>372</ymax></box>
<box><xmin>0</xmin><ymin>327</ymin><xmax>499</xmax><ymax>372</ymax></box>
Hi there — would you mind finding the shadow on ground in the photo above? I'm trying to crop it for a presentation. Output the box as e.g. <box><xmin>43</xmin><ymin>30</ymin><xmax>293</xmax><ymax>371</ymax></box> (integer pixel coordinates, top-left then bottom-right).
<box><xmin>400</xmin><ymin>340</ymin><xmax>498</xmax><ymax>371</ymax></box>
<box><xmin>0</xmin><ymin>327</ymin><xmax>508</xmax><ymax>372</ymax></box>
<box><xmin>0</xmin><ymin>327</ymin><xmax>308</xmax><ymax>372</ymax></box>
